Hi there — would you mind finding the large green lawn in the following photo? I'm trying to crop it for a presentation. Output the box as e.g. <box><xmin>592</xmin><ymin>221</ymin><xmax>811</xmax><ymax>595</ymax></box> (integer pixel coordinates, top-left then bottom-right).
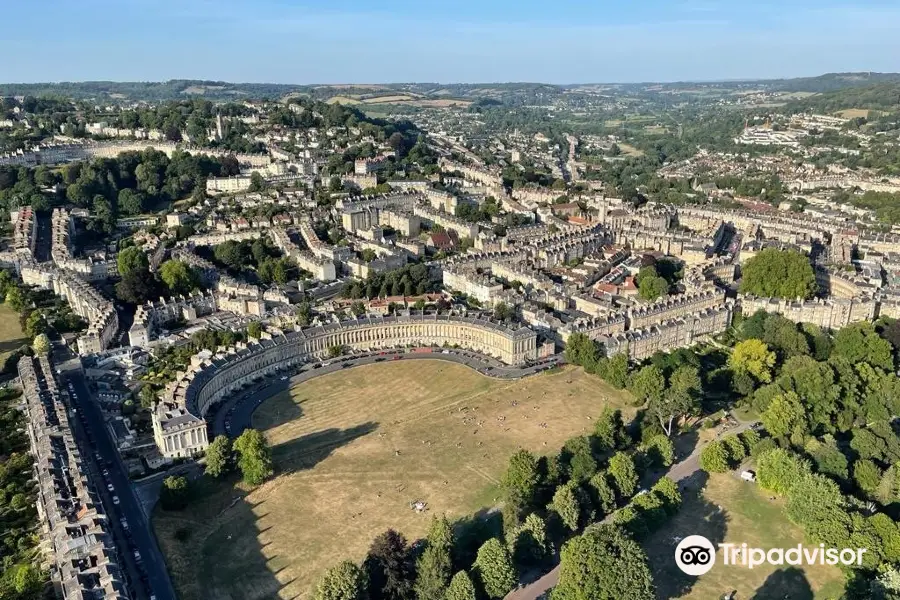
<box><xmin>0</xmin><ymin>305</ymin><xmax>26</xmax><ymax>364</ymax></box>
<box><xmin>644</xmin><ymin>473</ymin><xmax>846</xmax><ymax>600</ymax></box>
<box><xmin>154</xmin><ymin>362</ymin><xmax>634</xmax><ymax>600</ymax></box>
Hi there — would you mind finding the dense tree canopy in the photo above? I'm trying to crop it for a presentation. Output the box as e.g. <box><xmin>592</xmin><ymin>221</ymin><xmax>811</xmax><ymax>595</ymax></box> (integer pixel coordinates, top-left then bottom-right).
<box><xmin>314</xmin><ymin>560</ymin><xmax>367</xmax><ymax>600</ymax></box>
<box><xmin>740</xmin><ymin>248</ymin><xmax>816</xmax><ymax>299</ymax></box>
<box><xmin>730</xmin><ymin>339</ymin><xmax>777</xmax><ymax>384</ymax></box>
<box><xmin>233</xmin><ymin>428</ymin><xmax>273</xmax><ymax>486</ymax></box>
<box><xmin>553</xmin><ymin>525</ymin><xmax>655</xmax><ymax>600</ymax></box>
<box><xmin>158</xmin><ymin>259</ymin><xmax>200</xmax><ymax>296</ymax></box>
<box><xmin>364</xmin><ymin>529</ymin><xmax>414</xmax><ymax>600</ymax></box>
<box><xmin>205</xmin><ymin>435</ymin><xmax>233</xmax><ymax>478</ymax></box>
<box><xmin>473</xmin><ymin>538</ymin><xmax>517</xmax><ymax>599</ymax></box>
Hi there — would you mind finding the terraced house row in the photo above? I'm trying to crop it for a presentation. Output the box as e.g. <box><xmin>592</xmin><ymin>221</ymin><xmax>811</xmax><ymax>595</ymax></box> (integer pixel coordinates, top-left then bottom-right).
<box><xmin>19</xmin><ymin>355</ymin><xmax>129</xmax><ymax>599</ymax></box>
<box><xmin>153</xmin><ymin>313</ymin><xmax>537</xmax><ymax>458</ymax></box>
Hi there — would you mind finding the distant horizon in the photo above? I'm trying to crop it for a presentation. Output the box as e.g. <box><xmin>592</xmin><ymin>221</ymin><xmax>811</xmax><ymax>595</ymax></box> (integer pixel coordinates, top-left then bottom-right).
<box><xmin>3</xmin><ymin>0</ymin><xmax>900</xmax><ymax>84</ymax></box>
<box><xmin>2</xmin><ymin>70</ymin><xmax>898</xmax><ymax>89</ymax></box>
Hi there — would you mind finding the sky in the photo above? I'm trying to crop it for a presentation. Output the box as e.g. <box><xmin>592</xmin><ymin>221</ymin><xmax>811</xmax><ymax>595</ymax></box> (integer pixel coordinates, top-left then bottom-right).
<box><xmin>2</xmin><ymin>0</ymin><xmax>899</xmax><ymax>84</ymax></box>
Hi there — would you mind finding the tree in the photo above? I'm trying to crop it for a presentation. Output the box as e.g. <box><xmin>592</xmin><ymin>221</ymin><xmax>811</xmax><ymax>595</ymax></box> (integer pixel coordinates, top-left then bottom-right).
<box><xmin>588</xmin><ymin>472</ymin><xmax>617</xmax><ymax>515</ymax></box>
<box><xmin>833</xmin><ymin>322</ymin><xmax>894</xmax><ymax>371</ymax></box>
<box><xmin>5</xmin><ymin>286</ymin><xmax>25</xmax><ymax>312</ymax></box>
<box><xmin>117</xmin><ymin>246</ymin><xmax>149</xmax><ymax>278</ymax></box>
<box><xmin>364</xmin><ymin>529</ymin><xmax>414</xmax><ymax>600</ymax></box>
<box><xmin>564</xmin><ymin>333</ymin><xmax>596</xmax><ymax>369</ymax></box>
<box><xmin>642</xmin><ymin>435</ymin><xmax>675</xmax><ymax>467</ymax></box>
<box><xmin>444</xmin><ymin>571</ymin><xmax>477</xmax><ymax>600</ymax></box>
<box><xmin>509</xmin><ymin>513</ymin><xmax>549</xmax><ymax>567</ymax></box>
<box><xmin>699</xmin><ymin>440</ymin><xmax>729</xmax><ymax>473</ymax></box>
<box><xmin>314</xmin><ymin>560</ymin><xmax>367</xmax><ymax>600</ymax></box>
<box><xmin>648</xmin><ymin>366</ymin><xmax>700</xmax><ymax>436</ymax></box>
<box><xmin>871</xmin><ymin>568</ymin><xmax>900</xmax><ymax>600</ymax></box>
<box><xmin>627</xmin><ymin>365</ymin><xmax>665</xmax><ymax>405</ymax></box>
<box><xmin>296</xmin><ymin>301</ymin><xmax>313</xmax><ymax>326</ymax></box>
<box><xmin>159</xmin><ymin>259</ymin><xmax>198</xmax><ymax>295</ymax></box>
<box><xmin>159</xmin><ymin>475</ymin><xmax>189</xmax><ymax>510</ymax></box>
<box><xmin>552</xmin><ymin>481</ymin><xmax>584</xmax><ymax>532</ymax></box>
<box><xmin>415</xmin><ymin>517</ymin><xmax>453</xmax><ymax>600</ymax></box>
<box><xmin>205</xmin><ymin>435</ymin><xmax>232</xmax><ymax>478</ymax></box>
<box><xmin>247</xmin><ymin>321</ymin><xmax>263</xmax><ymax>339</ymax></box>
<box><xmin>139</xmin><ymin>385</ymin><xmax>157</xmax><ymax>408</ymax></box>
<box><xmin>553</xmin><ymin>524</ymin><xmax>655</xmax><ymax>600</ymax></box>
<box><xmin>721</xmin><ymin>435</ymin><xmax>747</xmax><ymax>463</ymax></box>
<box><xmin>608</xmin><ymin>452</ymin><xmax>638</xmax><ymax>498</ymax></box>
<box><xmin>118</xmin><ymin>188</ymin><xmax>145</xmax><ymax>216</ymax></box>
<box><xmin>739</xmin><ymin>248</ymin><xmax>816</xmax><ymax>300</ymax></box>
<box><xmin>93</xmin><ymin>195</ymin><xmax>116</xmax><ymax>233</ymax></box>
<box><xmin>493</xmin><ymin>302</ymin><xmax>514</xmax><ymax>321</ymax></box>
<box><xmin>233</xmin><ymin>428</ymin><xmax>273</xmax><ymax>486</ymax></box>
<box><xmin>473</xmin><ymin>538</ymin><xmax>517</xmax><ymax>599</ymax></box>
<box><xmin>757</xmin><ymin>447</ymin><xmax>811</xmax><ymax>496</ymax></box>
<box><xmin>388</xmin><ymin>132</ymin><xmax>407</xmax><ymax>157</ymax></box>
<box><xmin>31</xmin><ymin>333</ymin><xmax>50</xmax><ymax>355</ymax></box>
<box><xmin>598</xmin><ymin>354</ymin><xmax>630</xmax><ymax>389</ymax></box>
<box><xmin>729</xmin><ymin>339</ymin><xmax>777</xmax><ymax>384</ymax></box>
<box><xmin>637</xmin><ymin>272</ymin><xmax>669</xmax><ymax>301</ymax></box>
<box><xmin>248</xmin><ymin>171</ymin><xmax>267</xmax><ymax>192</ymax></box>
<box><xmin>854</xmin><ymin>459</ymin><xmax>883</xmax><ymax>499</ymax></box>
<box><xmin>24</xmin><ymin>309</ymin><xmax>46</xmax><ymax>338</ymax></box>
<box><xmin>651</xmin><ymin>477</ymin><xmax>682</xmax><ymax>514</ymax></box>
<box><xmin>564</xmin><ymin>436</ymin><xmax>598</xmax><ymax>483</ymax></box>
<box><xmin>501</xmin><ymin>449</ymin><xmax>540</xmax><ymax>522</ymax></box>
<box><xmin>875</xmin><ymin>465</ymin><xmax>899</xmax><ymax>506</ymax></box>
<box><xmin>116</xmin><ymin>268</ymin><xmax>158</xmax><ymax>304</ymax></box>
<box><xmin>761</xmin><ymin>391</ymin><xmax>807</xmax><ymax>442</ymax></box>
<box><xmin>594</xmin><ymin>407</ymin><xmax>627</xmax><ymax>452</ymax></box>
<box><xmin>10</xmin><ymin>564</ymin><xmax>43</xmax><ymax>598</ymax></box>
<box><xmin>806</xmin><ymin>435</ymin><xmax>849</xmax><ymax>481</ymax></box>
<box><xmin>762</xmin><ymin>315</ymin><xmax>809</xmax><ymax>358</ymax></box>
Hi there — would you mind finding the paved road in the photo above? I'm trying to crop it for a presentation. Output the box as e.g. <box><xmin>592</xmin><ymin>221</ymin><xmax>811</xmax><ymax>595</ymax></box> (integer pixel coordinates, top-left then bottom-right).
<box><xmin>211</xmin><ymin>351</ymin><xmax>563</xmax><ymax>438</ymax></box>
<box><xmin>58</xmin><ymin>351</ymin><xmax>177</xmax><ymax>600</ymax></box>
<box><xmin>504</xmin><ymin>420</ymin><xmax>758</xmax><ymax>600</ymax></box>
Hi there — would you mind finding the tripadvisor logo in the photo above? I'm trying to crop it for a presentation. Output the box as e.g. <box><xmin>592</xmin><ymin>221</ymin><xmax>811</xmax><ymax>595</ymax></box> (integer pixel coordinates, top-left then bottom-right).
<box><xmin>675</xmin><ymin>535</ymin><xmax>867</xmax><ymax>575</ymax></box>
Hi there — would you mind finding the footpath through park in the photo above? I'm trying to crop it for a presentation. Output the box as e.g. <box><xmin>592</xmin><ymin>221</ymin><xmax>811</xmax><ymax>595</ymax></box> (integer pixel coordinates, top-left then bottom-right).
<box><xmin>504</xmin><ymin>419</ymin><xmax>756</xmax><ymax>600</ymax></box>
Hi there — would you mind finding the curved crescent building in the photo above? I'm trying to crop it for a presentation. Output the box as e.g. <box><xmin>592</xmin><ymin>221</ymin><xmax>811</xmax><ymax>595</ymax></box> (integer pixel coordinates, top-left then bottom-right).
<box><xmin>152</xmin><ymin>313</ymin><xmax>538</xmax><ymax>458</ymax></box>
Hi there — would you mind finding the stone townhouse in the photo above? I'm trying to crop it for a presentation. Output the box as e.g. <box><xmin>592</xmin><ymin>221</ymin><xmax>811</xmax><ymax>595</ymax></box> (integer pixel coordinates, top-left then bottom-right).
<box><xmin>153</xmin><ymin>314</ymin><xmax>538</xmax><ymax>458</ymax></box>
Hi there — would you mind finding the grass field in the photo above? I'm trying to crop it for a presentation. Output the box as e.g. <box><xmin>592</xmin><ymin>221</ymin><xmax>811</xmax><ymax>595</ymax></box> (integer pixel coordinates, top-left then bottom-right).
<box><xmin>836</xmin><ymin>108</ymin><xmax>876</xmax><ymax>119</ymax></box>
<box><xmin>0</xmin><ymin>305</ymin><xmax>26</xmax><ymax>364</ymax></box>
<box><xmin>328</xmin><ymin>94</ymin><xmax>470</xmax><ymax>108</ymax></box>
<box><xmin>644</xmin><ymin>474</ymin><xmax>846</xmax><ymax>600</ymax></box>
<box><xmin>619</xmin><ymin>143</ymin><xmax>645</xmax><ymax>157</ymax></box>
<box><xmin>154</xmin><ymin>362</ymin><xmax>633</xmax><ymax>600</ymax></box>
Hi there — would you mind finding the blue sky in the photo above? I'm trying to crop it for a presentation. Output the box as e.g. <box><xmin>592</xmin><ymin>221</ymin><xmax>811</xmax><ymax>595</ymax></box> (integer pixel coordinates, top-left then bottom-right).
<box><xmin>3</xmin><ymin>0</ymin><xmax>899</xmax><ymax>83</ymax></box>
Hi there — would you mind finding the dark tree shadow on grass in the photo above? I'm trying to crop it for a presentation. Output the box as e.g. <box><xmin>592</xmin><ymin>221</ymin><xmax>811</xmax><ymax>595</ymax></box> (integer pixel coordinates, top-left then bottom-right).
<box><xmin>272</xmin><ymin>421</ymin><xmax>379</xmax><ymax>473</ymax></box>
<box><xmin>751</xmin><ymin>567</ymin><xmax>813</xmax><ymax>600</ymax></box>
<box><xmin>451</xmin><ymin>507</ymin><xmax>504</xmax><ymax>571</ymax></box>
<box><xmin>640</xmin><ymin>471</ymin><xmax>729</xmax><ymax>599</ymax></box>
<box><xmin>161</xmin><ymin>422</ymin><xmax>379</xmax><ymax>600</ymax></box>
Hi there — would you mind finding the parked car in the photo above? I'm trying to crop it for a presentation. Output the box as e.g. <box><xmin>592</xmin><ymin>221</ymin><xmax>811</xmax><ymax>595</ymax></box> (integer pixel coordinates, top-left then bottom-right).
<box><xmin>112</xmin><ymin>496</ymin><xmax>120</xmax><ymax>505</ymax></box>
